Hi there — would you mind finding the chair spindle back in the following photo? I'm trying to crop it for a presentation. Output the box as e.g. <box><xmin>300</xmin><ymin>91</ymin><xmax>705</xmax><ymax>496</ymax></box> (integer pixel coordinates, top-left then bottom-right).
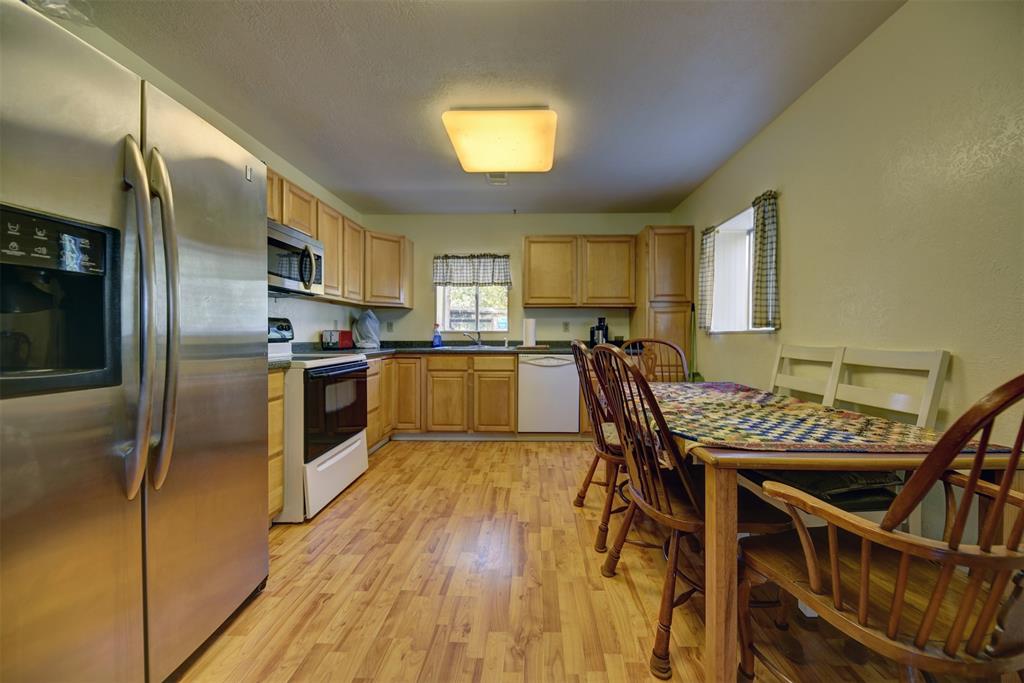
<box><xmin>591</xmin><ymin>344</ymin><xmax>702</xmax><ymax>524</ymax></box>
<box><xmin>621</xmin><ymin>338</ymin><xmax>689</xmax><ymax>383</ymax></box>
<box><xmin>571</xmin><ymin>341</ymin><xmax>616</xmax><ymax>454</ymax></box>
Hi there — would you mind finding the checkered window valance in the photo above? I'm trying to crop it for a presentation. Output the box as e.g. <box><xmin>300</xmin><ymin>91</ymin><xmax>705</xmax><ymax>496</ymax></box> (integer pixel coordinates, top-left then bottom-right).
<box><xmin>432</xmin><ymin>254</ymin><xmax>512</xmax><ymax>287</ymax></box>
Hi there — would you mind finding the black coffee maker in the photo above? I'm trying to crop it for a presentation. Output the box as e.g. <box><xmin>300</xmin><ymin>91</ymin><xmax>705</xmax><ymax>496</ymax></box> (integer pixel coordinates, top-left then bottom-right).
<box><xmin>588</xmin><ymin>317</ymin><xmax>610</xmax><ymax>347</ymax></box>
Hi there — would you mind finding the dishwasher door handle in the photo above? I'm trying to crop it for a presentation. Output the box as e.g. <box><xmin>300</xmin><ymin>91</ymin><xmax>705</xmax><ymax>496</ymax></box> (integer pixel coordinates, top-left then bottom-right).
<box><xmin>519</xmin><ymin>355</ymin><xmax>574</xmax><ymax>367</ymax></box>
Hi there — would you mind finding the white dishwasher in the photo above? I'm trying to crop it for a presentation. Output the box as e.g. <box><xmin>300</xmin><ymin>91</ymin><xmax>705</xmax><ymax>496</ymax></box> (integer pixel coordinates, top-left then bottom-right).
<box><xmin>517</xmin><ymin>354</ymin><xmax>580</xmax><ymax>432</ymax></box>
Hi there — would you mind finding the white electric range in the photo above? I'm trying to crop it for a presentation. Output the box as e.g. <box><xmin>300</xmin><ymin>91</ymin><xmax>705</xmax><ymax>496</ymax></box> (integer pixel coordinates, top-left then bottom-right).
<box><xmin>269</xmin><ymin>318</ymin><xmax>369</xmax><ymax>523</ymax></box>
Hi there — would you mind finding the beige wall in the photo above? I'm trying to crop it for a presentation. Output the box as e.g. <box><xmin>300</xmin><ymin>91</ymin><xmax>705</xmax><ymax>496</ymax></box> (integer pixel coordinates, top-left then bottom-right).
<box><xmin>365</xmin><ymin>213</ymin><xmax>670</xmax><ymax>343</ymax></box>
<box><xmin>672</xmin><ymin>1</ymin><xmax>1023</xmax><ymax>441</ymax></box>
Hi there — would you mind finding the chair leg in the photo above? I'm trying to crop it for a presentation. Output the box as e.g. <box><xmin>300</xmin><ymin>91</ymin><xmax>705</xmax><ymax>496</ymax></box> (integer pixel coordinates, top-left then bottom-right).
<box><xmin>738</xmin><ymin>575</ymin><xmax>755</xmax><ymax>680</ymax></box>
<box><xmin>773</xmin><ymin>588</ymin><xmax>792</xmax><ymax>630</ymax></box>
<box><xmin>650</xmin><ymin>529</ymin><xmax>680</xmax><ymax>680</ymax></box>
<box><xmin>594</xmin><ymin>460</ymin><xmax>619</xmax><ymax>553</ymax></box>
<box><xmin>601</xmin><ymin>500</ymin><xmax>637</xmax><ymax>578</ymax></box>
<box><xmin>573</xmin><ymin>454</ymin><xmax>601</xmax><ymax>507</ymax></box>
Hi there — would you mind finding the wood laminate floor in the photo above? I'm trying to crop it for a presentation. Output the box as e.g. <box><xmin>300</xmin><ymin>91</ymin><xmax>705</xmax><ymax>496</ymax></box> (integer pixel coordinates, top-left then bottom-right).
<box><xmin>177</xmin><ymin>441</ymin><xmax>980</xmax><ymax>682</ymax></box>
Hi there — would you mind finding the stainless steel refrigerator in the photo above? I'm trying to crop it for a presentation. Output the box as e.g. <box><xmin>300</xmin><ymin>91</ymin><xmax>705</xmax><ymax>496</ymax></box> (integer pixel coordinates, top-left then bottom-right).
<box><xmin>0</xmin><ymin>2</ymin><xmax>269</xmax><ymax>680</ymax></box>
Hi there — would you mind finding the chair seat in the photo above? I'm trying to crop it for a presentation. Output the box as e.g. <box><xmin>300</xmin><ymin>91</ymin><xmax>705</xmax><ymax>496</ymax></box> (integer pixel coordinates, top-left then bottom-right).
<box><xmin>740</xmin><ymin>527</ymin><xmax>1013</xmax><ymax>674</ymax></box>
<box><xmin>600</xmin><ymin>421</ymin><xmax>620</xmax><ymax>447</ymax></box>
<box><xmin>637</xmin><ymin>467</ymin><xmax>792</xmax><ymax>535</ymax></box>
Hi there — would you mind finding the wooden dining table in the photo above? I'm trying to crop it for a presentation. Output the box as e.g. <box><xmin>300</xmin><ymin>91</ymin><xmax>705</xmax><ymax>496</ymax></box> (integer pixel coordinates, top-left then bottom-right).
<box><xmin>647</xmin><ymin>381</ymin><xmax>1017</xmax><ymax>683</ymax></box>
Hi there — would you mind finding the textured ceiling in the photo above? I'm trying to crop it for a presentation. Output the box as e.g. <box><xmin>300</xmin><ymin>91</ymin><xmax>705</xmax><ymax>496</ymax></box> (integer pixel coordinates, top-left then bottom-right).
<box><xmin>89</xmin><ymin>0</ymin><xmax>902</xmax><ymax>213</ymax></box>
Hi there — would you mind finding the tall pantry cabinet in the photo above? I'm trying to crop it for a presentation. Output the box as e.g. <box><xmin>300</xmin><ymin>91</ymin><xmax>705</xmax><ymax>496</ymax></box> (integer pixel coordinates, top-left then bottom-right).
<box><xmin>630</xmin><ymin>226</ymin><xmax>695</xmax><ymax>364</ymax></box>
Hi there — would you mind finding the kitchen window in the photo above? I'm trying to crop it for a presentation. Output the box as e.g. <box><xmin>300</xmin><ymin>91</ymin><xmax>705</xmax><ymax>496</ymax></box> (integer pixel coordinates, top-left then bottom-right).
<box><xmin>435</xmin><ymin>285</ymin><xmax>509</xmax><ymax>332</ymax></box>
<box><xmin>432</xmin><ymin>253</ymin><xmax>512</xmax><ymax>332</ymax></box>
<box><xmin>710</xmin><ymin>207</ymin><xmax>772</xmax><ymax>333</ymax></box>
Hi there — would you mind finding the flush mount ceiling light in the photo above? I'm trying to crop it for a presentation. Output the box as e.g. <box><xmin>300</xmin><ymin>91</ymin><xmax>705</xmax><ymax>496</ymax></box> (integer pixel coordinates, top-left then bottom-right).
<box><xmin>442</xmin><ymin>109</ymin><xmax>557</xmax><ymax>173</ymax></box>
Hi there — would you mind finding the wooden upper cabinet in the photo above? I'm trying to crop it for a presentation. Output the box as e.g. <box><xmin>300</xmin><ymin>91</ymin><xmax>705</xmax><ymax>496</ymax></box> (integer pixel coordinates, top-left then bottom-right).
<box><xmin>579</xmin><ymin>235</ymin><xmax>635</xmax><ymax>307</ymax></box>
<box><xmin>523</xmin><ymin>236</ymin><xmax>578</xmax><ymax>306</ymax></box>
<box><xmin>317</xmin><ymin>201</ymin><xmax>343</xmax><ymax>298</ymax></box>
<box><xmin>282</xmin><ymin>179</ymin><xmax>317</xmax><ymax>237</ymax></box>
<box><xmin>266</xmin><ymin>167</ymin><xmax>283</xmax><ymax>223</ymax></box>
<box><xmin>341</xmin><ymin>217</ymin><xmax>364</xmax><ymax>302</ymax></box>
<box><xmin>364</xmin><ymin>230</ymin><xmax>404</xmax><ymax>305</ymax></box>
<box><xmin>647</xmin><ymin>226</ymin><xmax>693</xmax><ymax>302</ymax></box>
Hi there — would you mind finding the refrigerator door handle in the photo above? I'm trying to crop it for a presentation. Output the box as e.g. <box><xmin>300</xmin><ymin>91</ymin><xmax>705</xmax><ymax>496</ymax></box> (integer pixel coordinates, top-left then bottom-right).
<box><xmin>123</xmin><ymin>135</ymin><xmax>156</xmax><ymax>500</ymax></box>
<box><xmin>147</xmin><ymin>147</ymin><xmax>181</xmax><ymax>490</ymax></box>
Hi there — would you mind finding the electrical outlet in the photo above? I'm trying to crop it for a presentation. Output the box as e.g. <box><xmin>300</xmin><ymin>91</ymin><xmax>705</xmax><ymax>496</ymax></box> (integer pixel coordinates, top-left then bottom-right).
<box><xmin>386</xmin><ymin>321</ymin><xmax>394</xmax><ymax>332</ymax></box>
<box><xmin>562</xmin><ymin>321</ymin><xmax>570</xmax><ymax>333</ymax></box>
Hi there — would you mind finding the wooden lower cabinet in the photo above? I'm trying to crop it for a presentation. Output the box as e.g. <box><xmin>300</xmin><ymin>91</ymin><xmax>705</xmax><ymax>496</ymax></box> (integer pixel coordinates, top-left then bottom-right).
<box><xmin>472</xmin><ymin>370</ymin><xmax>516</xmax><ymax>432</ymax></box>
<box><xmin>382</xmin><ymin>358</ymin><xmax>396</xmax><ymax>436</ymax></box>
<box><xmin>395</xmin><ymin>357</ymin><xmax>422</xmax><ymax>431</ymax></box>
<box><xmin>267</xmin><ymin>369</ymin><xmax>285</xmax><ymax>521</ymax></box>
<box><xmin>579</xmin><ymin>389</ymin><xmax>591</xmax><ymax>434</ymax></box>
<box><xmin>426</xmin><ymin>368</ymin><xmax>470</xmax><ymax>432</ymax></box>
<box><xmin>366</xmin><ymin>360</ymin><xmax>383</xmax><ymax>448</ymax></box>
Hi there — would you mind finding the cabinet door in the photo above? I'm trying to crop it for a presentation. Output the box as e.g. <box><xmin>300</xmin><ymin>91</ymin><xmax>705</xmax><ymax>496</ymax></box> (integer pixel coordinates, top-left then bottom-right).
<box><xmin>282</xmin><ymin>179</ymin><xmax>316</xmax><ymax>237</ymax></box>
<box><xmin>579</xmin><ymin>235</ymin><xmax>635</xmax><ymax>306</ymax></box>
<box><xmin>266</xmin><ymin>168</ymin><xmax>283</xmax><ymax>223</ymax></box>
<box><xmin>364</xmin><ymin>231</ymin><xmax>404</xmax><ymax>305</ymax></box>
<box><xmin>426</xmin><ymin>371</ymin><xmax>469</xmax><ymax>432</ymax></box>
<box><xmin>367</xmin><ymin>407</ymin><xmax>383</xmax><ymax>448</ymax></box>
<box><xmin>342</xmin><ymin>217</ymin><xmax>364</xmax><ymax>302</ymax></box>
<box><xmin>648</xmin><ymin>226</ymin><xmax>693</xmax><ymax>302</ymax></box>
<box><xmin>318</xmin><ymin>201</ymin><xmax>343</xmax><ymax>297</ymax></box>
<box><xmin>647</xmin><ymin>302</ymin><xmax>693</xmax><ymax>366</ymax></box>
<box><xmin>267</xmin><ymin>370</ymin><xmax>285</xmax><ymax>520</ymax></box>
<box><xmin>382</xmin><ymin>358</ymin><xmax>396</xmax><ymax>435</ymax></box>
<box><xmin>395</xmin><ymin>357</ymin><xmax>421</xmax><ymax>430</ymax></box>
<box><xmin>472</xmin><ymin>371</ymin><xmax>516</xmax><ymax>432</ymax></box>
<box><xmin>523</xmin><ymin>236</ymin><xmax>577</xmax><ymax>306</ymax></box>
<box><xmin>400</xmin><ymin>238</ymin><xmax>413</xmax><ymax>309</ymax></box>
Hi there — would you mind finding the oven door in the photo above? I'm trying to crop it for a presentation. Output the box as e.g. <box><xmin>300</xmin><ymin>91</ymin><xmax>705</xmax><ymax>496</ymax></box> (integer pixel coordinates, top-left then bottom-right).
<box><xmin>267</xmin><ymin>221</ymin><xmax>324</xmax><ymax>297</ymax></box>
<box><xmin>303</xmin><ymin>360</ymin><xmax>368</xmax><ymax>463</ymax></box>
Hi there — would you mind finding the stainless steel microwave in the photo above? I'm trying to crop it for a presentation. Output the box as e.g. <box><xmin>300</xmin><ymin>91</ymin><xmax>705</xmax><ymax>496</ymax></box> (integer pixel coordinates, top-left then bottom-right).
<box><xmin>267</xmin><ymin>221</ymin><xmax>324</xmax><ymax>296</ymax></box>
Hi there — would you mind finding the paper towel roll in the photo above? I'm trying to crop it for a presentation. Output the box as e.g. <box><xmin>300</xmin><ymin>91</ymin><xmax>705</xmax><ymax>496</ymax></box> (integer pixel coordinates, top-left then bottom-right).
<box><xmin>522</xmin><ymin>318</ymin><xmax>537</xmax><ymax>346</ymax></box>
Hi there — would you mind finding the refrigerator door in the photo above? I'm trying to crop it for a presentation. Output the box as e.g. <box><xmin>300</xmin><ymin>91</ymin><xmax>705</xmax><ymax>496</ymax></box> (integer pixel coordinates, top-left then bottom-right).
<box><xmin>142</xmin><ymin>83</ymin><xmax>269</xmax><ymax>681</ymax></box>
<box><xmin>0</xmin><ymin>2</ymin><xmax>147</xmax><ymax>681</ymax></box>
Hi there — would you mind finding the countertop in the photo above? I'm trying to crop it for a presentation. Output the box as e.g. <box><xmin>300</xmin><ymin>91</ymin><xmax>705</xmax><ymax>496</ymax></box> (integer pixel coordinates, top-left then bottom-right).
<box><xmin>267</xmin><ymin>342</ymin><xmax>578</xmax><ymax>369</ymax></box>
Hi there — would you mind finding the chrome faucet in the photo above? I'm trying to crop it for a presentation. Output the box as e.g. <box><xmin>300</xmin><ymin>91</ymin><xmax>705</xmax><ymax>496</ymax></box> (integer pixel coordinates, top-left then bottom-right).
<box><xmin>461</xmin><ymin>331</ymin><xmax>483</xmax><ymax>346</ymax></box>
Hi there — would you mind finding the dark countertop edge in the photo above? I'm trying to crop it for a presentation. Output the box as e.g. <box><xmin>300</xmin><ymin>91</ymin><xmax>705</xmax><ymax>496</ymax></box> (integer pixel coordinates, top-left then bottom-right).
<box><xmin>268</xmin><ymin>360</ymin><xmax>292</xmax><ymax>370</ymax></box>
<box><xmin>360</xmin><ymin>346</ymin><xmax>574</xmax><ymax>358</ymax></box>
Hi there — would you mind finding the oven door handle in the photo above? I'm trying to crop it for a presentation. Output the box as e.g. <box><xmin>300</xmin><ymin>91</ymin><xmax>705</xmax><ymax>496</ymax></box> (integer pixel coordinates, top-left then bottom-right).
<box><xmin>306</xmin><ymin>362</ymin><xmax>369</xmax><ymax>379</ymax></box>
<box><xmin>122</xmin><ymin>135</ymin><xmax>156</xmax><ymax>501</ymax></box>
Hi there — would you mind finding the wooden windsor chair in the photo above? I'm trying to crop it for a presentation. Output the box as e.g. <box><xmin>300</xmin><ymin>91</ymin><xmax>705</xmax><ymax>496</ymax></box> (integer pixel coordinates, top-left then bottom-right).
<box><xmin>570</xmin><ymin>340</ymin><xmax>628</xmax><ymax>552</ymax></box>
<box><xmin>621</xmin><ymin>337</ymin><xmax>690</xmax><ymax>383</ymax></box>
<box><xmin>739</xmin><ymin>372</ymin><xmax>1024</xmax><ymax>682</ymax></box>
<box><xmin>591</xmin><ymin>344</ymin><xmax>791</xmax><ymax>679</ymax></box>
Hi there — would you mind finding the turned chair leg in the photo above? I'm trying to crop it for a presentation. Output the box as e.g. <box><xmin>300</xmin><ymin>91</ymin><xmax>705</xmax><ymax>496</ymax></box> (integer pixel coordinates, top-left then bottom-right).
<box><xmin>573</xmin><ymin>454</ymin><xmax>601</xmax><ymax>507</ymax></box>
<box><xmin>601</xmin><ymin>500</ymin><xmax>637</xmax><ymax>577</ymax></box>
<box><xmin>650</xmin><ymin>529</ymin><xmax>680</xmax><ymax>680</ymax></box>
<box><xmin>738</xmin><ymin>576</ymin><xmax>755</xmax><ymax>680</ymax></box>
<box><xmin>594</xmin><ymin>461</ymin><xmax>619</xmax><ymax>553</ymax></box>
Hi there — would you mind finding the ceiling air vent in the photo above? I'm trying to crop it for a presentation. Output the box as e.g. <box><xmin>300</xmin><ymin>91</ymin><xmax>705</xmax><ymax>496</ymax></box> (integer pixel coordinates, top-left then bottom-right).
<box><xmin>485</xmin><ymin>172</ymin><xmax>508</xmax><ymax>186</ymax></box>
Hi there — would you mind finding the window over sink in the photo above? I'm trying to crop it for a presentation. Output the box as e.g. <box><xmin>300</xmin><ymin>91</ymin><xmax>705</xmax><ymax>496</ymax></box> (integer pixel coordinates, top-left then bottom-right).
<box><xmin>435</xmin><ymin>285</ymin><xmax>509</xmax><ymax>332</ymax></box>
<box><xmin>432</xmin><ymin>253</ymin><xmax>512</xmax><ymax>333</ymax></box>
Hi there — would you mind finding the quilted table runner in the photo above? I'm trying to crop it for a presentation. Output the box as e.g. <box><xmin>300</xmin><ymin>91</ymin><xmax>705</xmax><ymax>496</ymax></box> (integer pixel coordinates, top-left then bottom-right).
<box><xmin>649</xmin><ymin>382</ymin><xmax>950</xmax><ymax>453</ymax></box>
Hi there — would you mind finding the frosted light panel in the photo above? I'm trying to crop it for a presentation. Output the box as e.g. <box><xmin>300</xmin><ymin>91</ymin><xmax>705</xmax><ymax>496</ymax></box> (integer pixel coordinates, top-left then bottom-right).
<box><xmin>442</xmin><ymin>109</ymin><xmax>557</xmax><ymax>173</ymax></box>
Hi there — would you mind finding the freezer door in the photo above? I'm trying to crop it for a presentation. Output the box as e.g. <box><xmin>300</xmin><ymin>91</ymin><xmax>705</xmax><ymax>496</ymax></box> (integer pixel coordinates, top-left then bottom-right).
<box><xmin>142</xmin><ymin>83</ymin><xmax>269</xmax><ymax>681</ymax></box>
<box><xmin>0</xmin><ymin>2</ymin><xmax>146</xmax><ymax>681</ymax></box>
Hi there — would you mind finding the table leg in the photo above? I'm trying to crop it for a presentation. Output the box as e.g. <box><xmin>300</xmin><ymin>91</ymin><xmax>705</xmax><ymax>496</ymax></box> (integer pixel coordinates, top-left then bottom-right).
<box><xmin>704</xmin><ymin>464</ymin><xmax>738</xmax><ymax>682</ymax></box>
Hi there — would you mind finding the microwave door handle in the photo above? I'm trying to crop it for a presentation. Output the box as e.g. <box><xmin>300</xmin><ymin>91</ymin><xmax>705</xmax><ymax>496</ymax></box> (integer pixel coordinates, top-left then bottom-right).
<box><xmin>123</xmin><ymin>135</ymin><xmax>156</xmax><ymax>501</ymax></box>
<box><xmin>147</xmin><ymin>147</ymin><xmax>180</xmax><ymax>491</ymax></box>
<box><xmin>301</xmin><ymin>245</ymin><xmax>314</xmax><ymax>290</ymax></box>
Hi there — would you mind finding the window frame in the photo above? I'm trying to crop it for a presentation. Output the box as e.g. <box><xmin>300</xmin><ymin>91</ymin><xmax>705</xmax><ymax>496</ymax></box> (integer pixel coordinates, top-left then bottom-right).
<box><xmin>434</xmin><ymin>283</ymin><xmax>510</xmax><ymax>333</ymax></box>
<box><xmin>710</xmin><ymin>207</ymin><xmax>773</xmax><ymax>335</ymax></box>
